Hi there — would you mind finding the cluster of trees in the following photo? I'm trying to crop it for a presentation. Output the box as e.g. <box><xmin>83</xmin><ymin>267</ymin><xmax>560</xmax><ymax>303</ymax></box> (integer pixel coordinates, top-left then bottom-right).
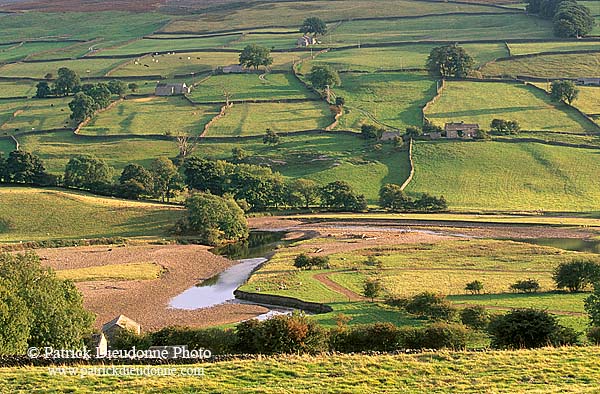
<box><xmin>175</xmin><ymin>192</ymin><xmax>249</xmax><ymax>246</ymax></box>
<box><xmin>300</xmin><ymin>17</ymin><xmax>327</xmax><ymax>36</ymax></box>
<box><xmin>0</xmin><ymin>253</ymin><xmax>93</xmax><ymax>355</ymax></box>
<box><xmin>35</xmin><ymin>68</ymin><xmax>134</xmax><ymax>123</ymax></box>
<box><xmin>294</xmin><ymin>254</ymin><xmax>330</xmax><ymax>269</ymax></box>
<box><xmin>183</xmin><ymin>157</ymin><xmax>367</xmax><ymax>212</ymax></box>
<box><xmin>490</xmin><ymin>119</ymin><xmax>521</xmax><ymax>134</ymax></box>
<box><xmin>0</xmin><ymin>150</ymin><xmax>58</xmax><ymax>186</ymax></box>
<box><xmin>379</xmin><ymin>183</ymin><xmax>448</xmax><ymax>212</ymax></box>
<box><xmin>550</xmin><ymin>80</ymin><xmax>579</xmax><ymax>105</ymax></box>
<box><xmin>239</xmin><ymin>44</ymin><xmax>273</xmax><ymax>70</ymax></box>
<box><xmin>426</xmin><ymin>44</ymin><xmax>474</xmax><ymax>78</ymax></box>
<box><xmin>62</xmin><ymin>155</ymin><xmax>183</xmax><ymax>201</ymax></box>
<box><xmin>526</xmin><ymin>0</ymin><xmax>595</xmax><ymax>37</ymax></box>
<box><xmin>405</xmin><ymin>121</ymin><xmax>444</xmax><ymax>139</ymax></box>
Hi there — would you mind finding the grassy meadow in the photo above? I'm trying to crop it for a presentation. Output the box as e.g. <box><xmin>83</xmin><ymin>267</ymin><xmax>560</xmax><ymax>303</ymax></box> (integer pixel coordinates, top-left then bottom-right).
<box><xmin>0</xmin><ymin>81</ymin><xmax>36</xmax><ymax>98</ymax></box>
<box><xmin>206</xmin><ymin>101</ymin><xmax>334</xmax><ymax>136</ymax></box>
<box><xmin>305</xmin><ymin>43</ymin><xmax>508</xmax><ymax>72</ymax></box>
<box><xmin>507</xmin><ymin>41</ymin><xmax>600</xmax><ymax>55</ymax></box>
<box><xmin>425</xmin><ymin>81</ymin><xmax>595</xmax><ymax>133</ymax></box>
<box><xmin>406</xmin><ymin>140</ymin><xmax>600</xmax><ymax>211</ymax></box>
<box><xmin>97</xmin><ymin>35</ymin><xmax>241</xmax><ymax>56</ymax></box>
<box><xmin>161</xmin><ymin>0</ymin><xmax>513</xmax><ymax>33</ymax></box>
<box><xmin>0</xmin><ymin>187</ymin><xmax>182</xmax><ymax>242</ymax></box>
<box><xmin>0</xmin><ymin>58</ymin><xmax>130</xmax><ymax>79</ymax></box>
<box><xmin>572</xmin><ymin>86</ymin><xmax>600</xmax><ymax>125</ymax></box>
<box><xmin>2</xmin><ymin>348</ymin><xmax>600</xmax><ymax>393</ymax></box>
<box><xmin>333</xmin><ymin>72</ymin><xmax>436</xmax><ymax>131</ymax></box>
<box><xmin>190</xmin><ymin>73</ymin><xmax>316</xmax><ymax>102</ymax></box>
<box><xmin>480</xmin><ymin>52</ymin><xmax>600</xmax><ymax>78</ymax></box>
<box><xmin>0</xmin><ymin>97</ymin><xmax>71</xmax><ymax>134</ymax></box>
<box><xmin>0</xmin><ymin>41</ymin><xmax>77</xmax><ymax>63</ymax></box>
<box><xmin>327</xmin><ymin>14</ymin><xmax>553</xmax><ymax>45</ymax></box>
<box><xmin>80</xmin><ymin>97</ymin><xmax>220</xmax><ymax>136</ymax></box>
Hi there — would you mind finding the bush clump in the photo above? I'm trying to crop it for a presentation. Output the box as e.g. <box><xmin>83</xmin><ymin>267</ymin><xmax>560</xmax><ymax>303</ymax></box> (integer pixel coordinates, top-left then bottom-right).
<box><xmin>404</xmin><ymin>292</ymin><xmax>457</xmax><ymax>321</ymax></box>
<box><xmin>294</xmin><ymin>254</ymin><xmax>330</xmax><ymax>269</ymax></box>
<box><xmin>460</xmin><ymin>306</ymin><xmax>490</xmax><ymax>330</ymax></box>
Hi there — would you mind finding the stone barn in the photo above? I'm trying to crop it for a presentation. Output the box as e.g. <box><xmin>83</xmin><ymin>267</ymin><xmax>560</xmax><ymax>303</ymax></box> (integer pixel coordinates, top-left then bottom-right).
<box><xmin>444</xmin><ymin>122</ymin><xmax>480</xmax><ymax>139</ymax></box>
<box><xmin>155</xmin><ymin>82</ymin><xmax>190</xmax><ymax>96</ymax></box>
<box><xmin>102</xmin><ymin>314</ymin><xmax>141</xmax><ymax>343</ymax></box>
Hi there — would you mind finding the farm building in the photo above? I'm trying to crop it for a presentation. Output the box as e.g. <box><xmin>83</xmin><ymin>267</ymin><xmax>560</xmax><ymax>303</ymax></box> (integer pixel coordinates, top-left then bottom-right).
<box><xmin>380</xmin><ymin>131</ymin><xmax>401</xmax><ymax>141</ymax></box>
<box><xmin>102</xmin><ymin>314</ymin><xmax>141</xmax><ymax>341</ymax></box>
<box><xmin>155</xmin><ymin>82</ymin><xmax>190</xmax><ymax>96</ymax></box>
<box><xmin>219</xmin><ymin>64</ymin><xmax>245</xmax><ymax>74</ymax></box>
<box><xmin>297</xmin><ymin>35</ymin><xmax>318</xmax><ymax>47</ymax></box>
<box><xmin>576</xmin><ymin>78</ymin><xmax>600</xmax><ymax>86</ymax></box>
<box><xmin>444</xmin><ymin>122</ymin><xmax>480</xmax><ymax>138</ymax></box>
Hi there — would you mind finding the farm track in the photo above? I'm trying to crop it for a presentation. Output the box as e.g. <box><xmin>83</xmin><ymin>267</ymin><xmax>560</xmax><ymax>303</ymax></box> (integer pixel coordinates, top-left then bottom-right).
<box><xmin>313</xmin><ymin>272</ymin><xmax>365</xmax><ymax>301</ymax></box>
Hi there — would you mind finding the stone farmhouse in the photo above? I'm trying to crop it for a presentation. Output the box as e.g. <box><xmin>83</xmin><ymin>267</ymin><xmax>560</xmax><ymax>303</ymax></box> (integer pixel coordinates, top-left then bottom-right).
<box><xmin>219</xmin><ymin>64</ymin><xmax>246</xmax><ymax>74</ymax></box>
<box><xmin>101</xmin><ymin>314</ymin><xmax>141</xmax><ymax>342</ymax></box>
<box><xmin>155</xmin><ymin>82</ymin><xmax>191</xmax><ymax>96</ymax></box>
<box><xmin>444</xmin><ymin>122</ymin><xmax>480</xmax><ymax>139</ymax></box>
<box><xmin>297</xmin><ymin>35</ymin><xmax>318</xmax><ymax>47</ymax></box>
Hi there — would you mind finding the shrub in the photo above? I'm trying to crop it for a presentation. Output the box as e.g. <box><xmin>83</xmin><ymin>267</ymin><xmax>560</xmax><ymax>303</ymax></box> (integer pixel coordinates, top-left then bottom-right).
<box><xmin>488</xmin><ymin>309</ymin><xmax>578</xmax><ymax>349</ymax></box>
<box><xmin>405</xmin><ymin>292</ymin><xmax>458</xmax><ymax>321</ymax></box>
<box><xmin>110</xmin><ymin>329</ymin><xmax>152</xmax><ymax>350</ymax></box>
<box><xmin>553</xmin><ymin>259</ymin><xmax>600</xmax><ymax>292</ymax></box>
<box><xmin>510</xmin><ymin>279</ymin><xmax>540</xmax><ymax>293</ymax></box>
<box><xmin>465</xmin><ymin>280</ymin><xmax>484</xmax><ymax>294</ymax></box>
<box><xmin>587</xmin><ymin>326</ymin><xmax>600</xmax><ymax>345</ymax></box>
<box><xmin>236</xmin><ymin>314</ymin><xmax>327</xmax><ymax>355</ymax></box>
<box><xmin>460</xmin><ymin>306</ymin><xmax>490</xmax><ymax>330</ymax></box>
<box><xmin>364</xmin><ymin>255</ymin><xmax>383</xmax><ymax>268</ymax></box>
<box><xmin>363</xmin><ymin>279</ymin><xmax>383</xmax><ymax>301</ymax></box>
<box><xmin>330</xmin><ymin>323</ymin><xmax>401</xmax><ymax>352</ymax></box>
<box><xmin>385</xmin><ymin>296</ymin><xmax>410</xmax><ymax>308</ymax></box>
<box><xmin>400</xmin><ymin>323</ymin><xmax>470</xmax><ymax>350</ymax></box>
<box><xmin>293</xmin><ymin>254</ymin><xmax>330</xmax><ymax>270</ymax></box>
<box><xmin>584</xmin><ymin>282</ymin><xmax>600</xmax><ymax>326</ymax></box>
<box><xmin>150</xmin><ymin>327</ymin><xmax>238</xmax><ymax>355</ymax></box>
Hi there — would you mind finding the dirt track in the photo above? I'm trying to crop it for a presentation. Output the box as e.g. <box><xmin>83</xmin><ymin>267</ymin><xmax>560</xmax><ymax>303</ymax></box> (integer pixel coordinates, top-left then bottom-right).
<box><xmin>38</xmin><ymin>245</ymin><xmax>267</xmax><ymax>331</ymax></box>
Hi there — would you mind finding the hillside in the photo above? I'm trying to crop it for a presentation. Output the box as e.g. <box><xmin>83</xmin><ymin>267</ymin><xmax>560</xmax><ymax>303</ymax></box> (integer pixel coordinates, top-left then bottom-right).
<box><xmin>0</xmin><ymin>187</ymin><xmax>182</xmax><ymax>242</ymax></box>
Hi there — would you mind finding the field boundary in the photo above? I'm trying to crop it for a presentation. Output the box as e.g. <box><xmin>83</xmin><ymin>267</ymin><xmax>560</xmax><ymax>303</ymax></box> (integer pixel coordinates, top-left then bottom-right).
<box><xmin>422</xmin><ymin>79</ymin><xmax>445</xmax><ymax>125</ymax></box>
<box><xmin>234</xmin><ymin>289</ymin><xmax>333</xmax><ymax>314</ymax></box>
<box><xmin>200</xmin><ymin>102</ymin><xmax>233</xmax><ymax>137</ymax></box>
<box><xmin>400</xmin><ymin>139</ymin><xmax>415</xmax><ymax>191</ymax></box>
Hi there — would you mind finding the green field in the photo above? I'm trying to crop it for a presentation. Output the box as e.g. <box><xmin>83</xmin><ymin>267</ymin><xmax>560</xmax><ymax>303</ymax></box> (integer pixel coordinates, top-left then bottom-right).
<box><xmin>97</xmin><ymin>35</ymin><xmax>241</xmax><ymax>56</ymax></box>
<box><xmin>0</xmin><ymin>187</ymin><xmax>182</xmax><ymax>242</ymax></box>
<box><xmin>0</xmin><ymin>97</ymin><xmax>71</xmax><ymax>134</ymax></box>
<box><xmin>425</xmin><ymin>81</ymin><xmax>595</xmax><ymax>133</ymax></box>
<box><xmin>406</xmin><ymin>140</ymin><xmax>600</xmax><ymax>211</ymax></box>
<box><xmin>507</xmin><ymin>41</ymin><xmax>600</xmax><ymax>55</ymax></box>
<box><xmin>0</xmin><ymin>12</ymin><xmax>170</xmax><ymax>48</ymax></box>
<box><xmin>25</xmin><ymin>40</ymin><xmax>97</xmax><ymax>61</ymax></box>
<box><xmin>206</xmin><ymin>101</ymin><xmax>333</xmax><ymax>136</ymax></box>
<box><xmin>2</xmin><ymin>347</ymin><xmax>600</xmax><ymax>393</ymax></box>
<box><xmin>161</xmin><ymin>0</ymin><xmax>513</xmax><ymax>33</ymax></box>
<box><xmin>190</xmin><ymin>73</ymin><xmax>316</xmax><ymax>102</ymax></box>
<box><xmin>0</xmin><ymin>81</ymin><xmax>36</xmax><ymax>98</ymax></box>
<box><xmin>332</xmin><ymin>72</ymin><xmax>436</xmax><ymax>131</ymax></box>
<box><xmin>227</xmin><ymin>32</ymin><xmax>306</xmax><ymax>50</ymax></box>
<box><xmin>573</xmin><ymin>86</ymin><xmax>600</xmax><ymax>125</ymax></box>
<box><xmin>305</xmin><ymin>43</ymin><xmax>508</xmax><ymax>72</ymax></box>
<box><xmin>481</xmin><ymin>52</ymin><xmax>600</xmax><ymax>78</ymax></box>
<box><xmin>0</xmin><ymin>58</ymin><xmax>130</xmax><ymax>78</ymax></box>
<box><xmin>327</xmin><ymin>14</ymin><xmax>553</xmax><ymax>45</ymax></box>
<box><xmin>80</xmin><ymin>97</ymin><xmax>220</xmax><ymax>136</ymax></box>
<box><xmin>0</xmin><ymin>41</ymin><xmax>76</xmax><ymax>63</ymax></box>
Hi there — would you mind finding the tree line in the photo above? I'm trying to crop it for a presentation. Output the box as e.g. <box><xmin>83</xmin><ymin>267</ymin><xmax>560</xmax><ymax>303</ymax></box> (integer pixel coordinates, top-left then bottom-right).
<box><xmin>526</xmin><ymin>0</ymin><xmax>595</xmax><ymax>37</ymax></box>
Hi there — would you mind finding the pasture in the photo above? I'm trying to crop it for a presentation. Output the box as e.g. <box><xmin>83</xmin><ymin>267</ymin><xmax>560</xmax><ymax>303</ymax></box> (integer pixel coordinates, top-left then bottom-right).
<box><xmin>190</xmin><ymin>73</ymin><xmax>316</xmax><ymax>102</ymax></box>
<box><xmin>109</xmin><ymin>52</ymin><xmax>301</xmax><ymax>78</ymax></box>
<box><xmin>327</xmin><ymin>14</ymin><xmax>553</xmax><ymax>45</ymax></box>
<box><xmin>0</xmin><ymin>187</ymin><xmax>182</xmax><ymax>242</ymax></box>
<box><xmin>406</xmin><ymin>140</ymin><xmax>600</xmax><ymax>211</ymax></box>
<box><xmin>0</xmin><ymin>97</ymin><xmax>71</xmax><ymax>134</ymax></box>
<box><xmin>0</xmin><ymin>41</ymin><xmax>76</xmax><ymax>63</ymax></box>
<box><xmin>80</xmin><ymin>97</ymin><xmax>220</xmax><ymax>136</ymax></box>
<box><xmin>305</xmin><ymin>43</ymin><xmax>508</xmax><ymax>72</ymax></box>
<box><xmin>56</xmin><ymin>262</ymin><xmax>163</xmax><ymax>282</ymax></box>
<box><xmin>507</xmin><ymin>41</ymin><xmax>600</xmax><ymax>55</ymax></box>
<box><xmin>161</xmin><ymin>0</ymin><xmax>513</xmax><ymax>33</ymax></box>
<box><xmin>425</xmin><ymin>81</ymin><xmax>595</xmax><ymax>133</ymax></box>
<box><xmin>572</xmin><ymin>86</ymin><xmax>600</xmax><ymax>124</ymax></box>
<box><xmin>96</xmin><ymin>35</ymin><xmax>241</xmax><ymax>56</ymax></box>
<box><xmin>206</xmin><ymin>101</ymin><xmax>334</xmax><ymax>136</ymax></box>
<box><xmin>480</xmin><ymin>52</ymin><xmax>600</xmax><ymax>78</ymax></box>
<box><xmin>0</xmin><ymin>81</ymin><xmax>36</xmax><ymax>98</ymax></box>
<box><xmin>0</xmin><ymin>58</ymin><xmax>130</xmax><ymax>79</ymax></box>
<box><xmin>333</xmin><ymin>72</ymin><xmax>436</xmax><ymax>131</ymax></box>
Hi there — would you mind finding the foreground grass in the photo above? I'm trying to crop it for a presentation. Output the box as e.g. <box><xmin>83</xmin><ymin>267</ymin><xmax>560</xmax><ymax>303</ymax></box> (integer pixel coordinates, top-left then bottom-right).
<box><xmin>0</xmin><ymin>187</ymin><xmax>182</xmax><ymax>242</ymax></box>
<box><xmin>425</xmin><ymin>81</ymin><xmax>594</xmax><ymax>133</ymax></box>
<box><xmin>406</xmin><ymin>141</ymin><xmax>600</xmax><ymax>211</ymax></box>
<box><xmin>56</xmin><ymin>262</ymin><xmax>163</xmax><ymax>282</ymax></box>
<box><xmin>2</xmin><ymin>348</ymin><xmax>600</xmax><ymax>393</ymax></box>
